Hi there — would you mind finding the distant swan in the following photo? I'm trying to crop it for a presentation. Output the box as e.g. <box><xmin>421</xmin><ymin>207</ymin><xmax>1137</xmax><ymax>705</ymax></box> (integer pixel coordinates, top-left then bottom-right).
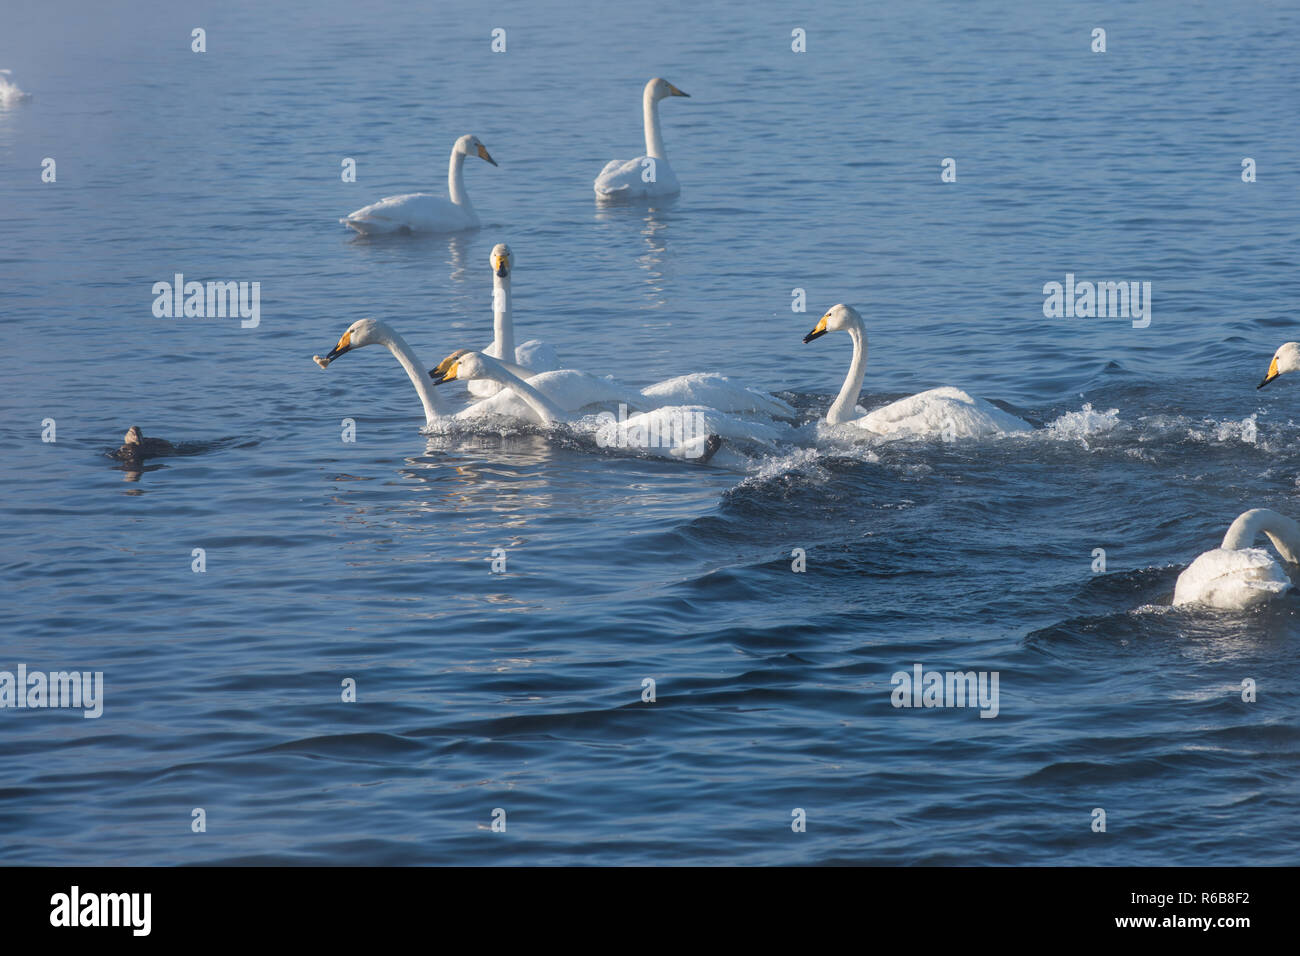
<box><xmin>594</xmin><ymin>78</ymin><xmax>689</xmax><ymax>199</ymax></box>
<box><xmin>432</xmin><ymin>351</ymin><xmax>723</xmax><ymax>462</ymax></box>
<box><xmin>802</xmin><ymin>304</ymin><xmax>1032</xmax><ymax>438</ymax></box>
<box><xmin>469</xmin><ymin>243</ymin><xmax>561</xmax><ymax>398</ymax></box>
<box><xmin>1173</xmin><ymin>509</ymin><xmax>1300</xmax><ymax>609</ymax></box>
<box><xmin>340</xmin><ymin>134</ymin><xmax>497</xmax><ymax>235</ymax></box>
<box><xmin>1257</xmin><ymin>342</ymin><xmax>1300</xmax><ymax>389</ymax></box>
<box><xmin>0</xmin><ymin>70</ymin><xmax>31</xmax><ymax>105</ymax></box>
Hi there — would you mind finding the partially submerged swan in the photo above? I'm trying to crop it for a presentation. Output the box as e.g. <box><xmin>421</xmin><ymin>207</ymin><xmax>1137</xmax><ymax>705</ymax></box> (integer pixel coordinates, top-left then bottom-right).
<box><xmin>802</xmin><ymin>304</ymin><xmax>1032</xmax><ymax>438</ymax></box>
<box><xmin>594</xmin><ymin>78</ymin><xmax>689</xmax><ymax>198</ymax></box>
<box><xmin>1257</xmin><ymin>342</ymin><xmax>1300</xmax><ymax>389</ymax></box>
<box><xmin>340</xmin><ymin>134</ymin><xmax>497</xmax><ymax>235</ymax></box>
<box><xmin>469</xmin><ymin>243</ymin><xmax>561</xmax><ymax>397</ymax></box>
<box><xmin>110</xmin><ymin>426</ymin><xmax>175</xmax><ymax>468</ymax></box>
<box><xmin>1173</xmin><ymin>509</ymin><xmax>1300</xmax><ymax>609</ymax></box>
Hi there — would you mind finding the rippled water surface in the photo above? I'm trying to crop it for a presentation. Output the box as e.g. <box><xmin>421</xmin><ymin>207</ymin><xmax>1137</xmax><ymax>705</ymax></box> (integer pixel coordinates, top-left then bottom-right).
<box><xmin>2</xmin><ymin>0</ymin><xmax>1298</xmax><ymax>864</ymax></box>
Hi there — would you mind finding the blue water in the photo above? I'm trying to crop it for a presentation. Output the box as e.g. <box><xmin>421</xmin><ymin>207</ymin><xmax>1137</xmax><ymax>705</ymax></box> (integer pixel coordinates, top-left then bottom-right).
<box><xmin>2</xmin><ymin>0</ymin><xmax>1299</xmax><ymax>864</ymax></box>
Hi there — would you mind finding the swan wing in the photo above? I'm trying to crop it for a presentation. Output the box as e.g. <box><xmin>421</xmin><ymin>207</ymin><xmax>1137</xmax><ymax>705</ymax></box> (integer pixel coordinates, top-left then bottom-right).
<box><xmin>594</xmin><ymin>157</ymin><xmax>679</xmax><ymax>197</ymax></box>
<box><xmin>857</xmin><ymin>387</ymin><xmax>1031</xmax><ymax>438</ymax></box>
<box><xmin>1172</xmin><ymin>547</ymin><xmax>1292</xmax><ymax>609</ymax></box>
<box><xmin>515</xmin><ymin>339</ymin><xmax>561</xmax><ymax>373</ymax></box>
<box><xmin>640</xmin><ymin>373</ymin><xmax>795</xmax><ymax>419</ymax></box>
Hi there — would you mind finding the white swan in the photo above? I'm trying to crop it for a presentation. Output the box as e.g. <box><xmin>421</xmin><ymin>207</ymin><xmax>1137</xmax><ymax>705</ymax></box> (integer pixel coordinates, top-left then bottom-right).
<box><xmin>639</xmin><ymin>373</ymin><xmax>796</xmax><ymax>419</ymax></box>
<box><xmin>1257</xmin><ymin>342</ymin><xmax>1300</xmax><ymax>389</ymax></box>
<box><xmin>312</xmin><ymin>320</ymin><xmax>637</xmax><ymax>428</ymax></box>
<box><xmin>802</xmin><ymin>304</ymin><xmax>1032</xmax><ymax>438</ymax></box>
<box><xmin>0</xmin><ymin>70</ymin><xmax>31</xmax><ymax>105</ymax></box>
<box><xmin>1173</xmin><ymin>509</ymin><xmax>1300</xmax><ymax>609</ymax></box>
<box><xmin>468</xmin><ymin>243</ymin><xmax>561</xmax><ymax>398</ymax></box>
<box><xmin>314</xmin><ymin>318</ymin><xmax>453</xmax><ymax>427</ymax></box>
<box><xmin>594</xmin><ymin>78</ymin><xmax>689</xmax><ymax>199</ymax></box>
<box><xmin>340</xmin><ymin>134</ymin><xmax>497</xmax><ymax>235</ymax></box>
<box><xmin>432</xmin><ymin>351</ymin><xmax>723</xmax><ymax>462</ymax></box>
<box><xmin>432</xmin><ymin>349</ymin><xmax>644</xmax><ymax>421</ymax></box>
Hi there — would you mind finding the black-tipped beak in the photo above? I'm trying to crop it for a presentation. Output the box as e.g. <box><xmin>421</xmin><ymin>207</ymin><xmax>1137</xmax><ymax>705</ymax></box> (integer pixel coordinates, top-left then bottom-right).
<box><xmin>429</xmin><ymin>368</ymin><xmax>454</xmax><ymax>385</ymax></box>
<box><xmin>803</xmin><ymin>328</ymin><xmax>827</xmax><ymax>344</ymax></box>
<box><xmin>496</xmin><ymin>264</ymin><xmax>509</xmax><ymax>278</ymax></box>
<box><xmin>324</xmin><ymin>342</ymin><xmax>352</xmax><ymax>362</ymax></box>
<box><xmin>669</xmin><ymin>85</ymin><xmax>690</xmax><ymax>97</ymax></box>
<box><xmin>1258</xmin><ymin>376</ymin><xmax>1275</xmax><ymax>389</ymax></box>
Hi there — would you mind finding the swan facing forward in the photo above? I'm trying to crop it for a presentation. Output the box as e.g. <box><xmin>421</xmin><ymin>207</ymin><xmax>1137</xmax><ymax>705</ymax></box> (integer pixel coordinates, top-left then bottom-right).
<box><xmin>340</xmin><ymin>134</ymin><xmax>497</xmax><ymax>235</ymax></box>
<box><xmin>469</xmin><ymin>243</ymin><xmax>560</xmax><ymax>397</ymax></box>
<box><xmin>802</xmin><ymin>304</ymin><xmax>1032</xmax><ymax>438</ymax></box>
<box><xmin>0</xmin><ymin>70</ymin><xmax>31</xmax><ymax>105</ymax></box>
<box><xmin>594</xmin><ymin>78</ymin><xmax>689</xmax><ymax>199</ymax></box>
<box><xmin>1173</xmin><ymin>509</ymin><xmax>1300</xmax><ymax>609</ymax></box>
<box><xmin>1257</xmin><ymin>342</ymin><xmax>1300</xmax><ymax>389</ymax></box>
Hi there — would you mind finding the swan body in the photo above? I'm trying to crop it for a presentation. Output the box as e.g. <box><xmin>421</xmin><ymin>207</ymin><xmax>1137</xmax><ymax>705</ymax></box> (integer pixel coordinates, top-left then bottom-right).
<box><xmin>1173</xmin><ymin>509</ymin><xmax>1300</xmax><ymax>609</ymax></box>
<box><xmin>1257</xmin><ymin>342</ymin><xmax>1300</xmax><ymax>389</ymax></box>
<box><xmin>0</xmin><ymin>70</ymin><xmax>30</xmax><ymax>105</ymax></box>
<box><xmin>433</xmin><ymin>351</ymin><xmax>723</xmax><ymax>463</ymax></box>
<box><xmin>639</xmin><ymin>373</ymin><xmax>796</xmax><ymax>419</ymax></box>
<box><xmin>470</xmin><ymin>244</ymin><xmax>561</xmax><ymax>397</ymax></box>
<box><xmin>340</xmin><ymin>134</ymin><xmax>497</xmax><ymax>235</ymax></box>
<box><xmin>802</xmin><ymin>304</ymin><xmax>1032</xmax><ymax>439</ymax></box>
<box><xmin>594</xmin><ymin>78</ymin><xmax>689</xmax><ymax>199</ymax></box>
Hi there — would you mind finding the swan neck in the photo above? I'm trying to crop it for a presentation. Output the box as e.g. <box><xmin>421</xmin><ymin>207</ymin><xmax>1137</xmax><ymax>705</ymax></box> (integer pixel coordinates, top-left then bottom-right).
<box><xmin>1222</xmin><ymin>508</ymin><xmax>1300</xmax><ymax>563</ymax></box>
<box><xmin>490</xmin><ymin>363</ymin><xmax>567</xmax><ymax>424</ymax></box>
<box><xmin>448</xmin><ymin>147</ymin><xmax>471</xmax><ymax>208</ymax></box>
<box><xmin>643</xmin><ymin>88</ymin><xmax>667</xmax><ymax>159</ymax></box>
<box><xmin>828</xmin><ymin>325</ymin><xmax>867</xmax><ymax>424</ymax></box>
<box><xmin>491</xmin><ymin>273</ymin><xmax>515</xmax><ymax>361</ymax></box>
<box><xmin>384</xmin><ymin>331</ymin><xmax>449</xmax><ymax>426</ymax></box>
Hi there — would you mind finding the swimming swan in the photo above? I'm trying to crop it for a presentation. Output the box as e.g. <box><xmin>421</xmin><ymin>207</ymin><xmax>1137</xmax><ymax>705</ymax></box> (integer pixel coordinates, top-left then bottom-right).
<box><xmin>1172</xmin><ymin>508</ymin><xmax>1300</xmax><ymax>609</ymax></box>
<box><xmin>313</xmin><ymin>320</ymin><xmax>634</xmax><ymax>428</ymax></box>
<box><xmin>1257</xmin><ymin>342</ymin><xmax>1300</xmax><ymax>389</ymax></box>
<box><xmin>340</xmin><ymin>134</ymin><xmax>497</xmax><ymax>235</ymax></box>
<box><xmin>594</xmin><ymin>78</ymin><xmax>689</xmax><ymax>199</ymax></box>
<box><xmin>802</xmin><ymin>304</ymin><xmax>1032</xmax><ymax>438</ymax></box>
<box><xmin>468</xmin><ymin>243</ymin><xmax>561</xmax><ymax>398</ymax></box>
<box><xmin>432</xmin><ymin>351</ymin><xmax>723</xmax><ymax>462</ymax></box>
<box><xmin>314</xmin><ymin>318</ymin><xmax>455</xmax><ymax>426</ymax></box>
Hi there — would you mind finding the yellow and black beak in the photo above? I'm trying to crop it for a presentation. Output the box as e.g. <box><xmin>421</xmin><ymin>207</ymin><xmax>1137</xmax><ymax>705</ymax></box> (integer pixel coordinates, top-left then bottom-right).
<box><xmin>430</xmin><ymin>360</ymin><xmax>460</xmax><ymax>385</ymax></box>
<box><xmin>803</xmin><ymin>315</ymin><xmax>829</xmax><ymax>344</ymax></box>
<box><xmin>477</xmin><ymin>143</ymin><xmax>498</xmax><ymax>167</ymax></box>
<box><xmin>315</xmin><ymin>330</ymin><xmax>353</xmax><ymax>367</ymax></box>
<box><xmin>429</xmin><ymin>350</ymin><xmax>468</xmax><ymax>384</ymax></box>
<box><xmin>493</xmin><ymin>255</ymin><xmax>509</xmax><ymax>278</ymax></box>
<box><xmin>1258</xmin><ymin>356</ymin><xmax>1281</xmax><ymax>389</ymax></box>
<box><xmin>668</xmin><ymin>84</ymin><xmax>690</xmax><ymax>97</ymax></box>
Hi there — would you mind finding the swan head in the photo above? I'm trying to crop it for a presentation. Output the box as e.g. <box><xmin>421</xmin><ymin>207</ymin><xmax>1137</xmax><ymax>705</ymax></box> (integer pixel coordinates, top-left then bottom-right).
<box><xmin>490</xmin><ymin>243</ymin><xmax>513</xmax><ymax>279</ymax></box>
<box><xmin>1258</xmin><ymin>342</ymin><xmax>1300</xmax><ymax>389</ymax></box>
<box><xmin>314</xmin><ymin>318</ymin><xmax>391</xmax><ymax>368</ymax></box>
<box><xmin>646</xmin><ymin>77</ymin><xmax>690</xmax><ymax>101</ymax></box>
<box><xmin>124</xmin><ymin>426</ymin><xmax>144</xmax><ymax>445</ymax></box>
<box><xmin>429</xmin><ymin>349</ymin><xmax>497</xmax><ymax>385</ymax></box>
<box><xmin>455</xmin><ymin>134</ymin><xmax>498</xmax><ymax>167</ymax></box>
<box><xmin>803</xmin><ymin>303</ymin><xmax>862</xmax><ymax>343</ymax></box>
